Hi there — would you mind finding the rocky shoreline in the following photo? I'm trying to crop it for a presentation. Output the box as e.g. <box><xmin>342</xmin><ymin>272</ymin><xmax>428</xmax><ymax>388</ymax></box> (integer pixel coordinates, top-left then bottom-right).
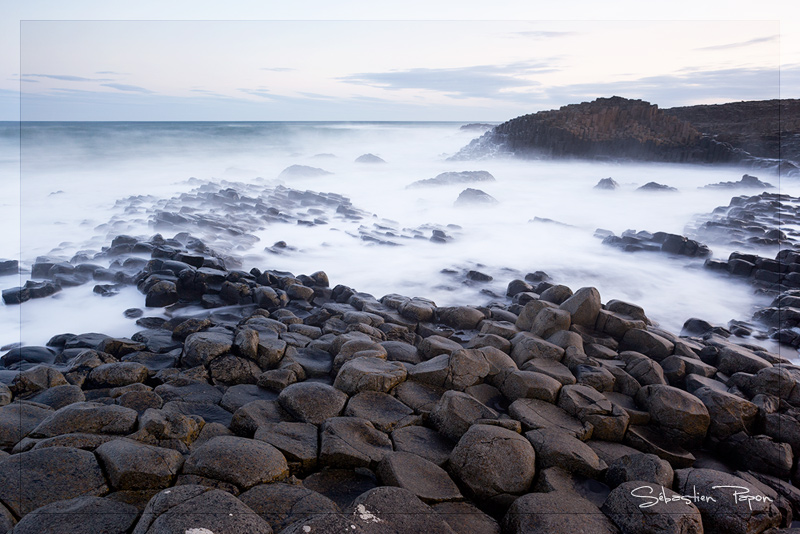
<box><xmin>0</xmin><ymin>228</ymin><xmax>799</xmax><ymax>533</ymax></box>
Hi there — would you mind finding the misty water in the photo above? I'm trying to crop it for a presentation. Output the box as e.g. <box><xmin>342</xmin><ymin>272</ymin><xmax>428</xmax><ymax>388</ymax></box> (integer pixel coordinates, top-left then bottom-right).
<box><xmin>0</xmin><ymin>121</ymin><xmax>797</xmax><ymax>359</ymax></box>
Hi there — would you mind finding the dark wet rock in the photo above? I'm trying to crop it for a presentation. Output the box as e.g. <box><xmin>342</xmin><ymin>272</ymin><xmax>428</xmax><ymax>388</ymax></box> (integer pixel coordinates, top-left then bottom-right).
<box><xmin>96</xmin><ymin>438</ymin><xmax>184</xmax><ymax>490</ymax></box>
<box><xmin>409</xmin><ymin>170</ymin><xmax>495</xmax><ymax>187</ymax></box>
<box><xmin>334</xmin><ymin>356</ymin><xmax>407</xmax><ymax>395</ymax></box>
<box><xmin>86</xmin><ymin>361</ymin><xmax>149</xmax><ymax>388</ymax></box>
<box><xmin>338</xmin><ymin>486</ymin><xmax>458</xmax><ymax>534</ymax></box>
<box><xmin>634</xmin><ymin>385</ymin><xmax>710</xmax><ymax>447</ymax></box>
<box><xmin>129</xmin><ymin>408</ymin><xmax>200</xmax><ymax>452</ymax></box>
<box><xmin>718</xmin><ymin>432</ymin><xmax>794</xmax><ymax>479</ymax></box>
<box><xmin>503</xmin><ymin>490</ymin><xmax>619</xmax><ymax>534</ymax></box>
<box><xmin>430</xmin><ymin>390</ymin><xmax>499</xmax><ymax>441</ymax></box>
<box><xmin>253</xmin><ymin>421</ymin><xmax>318</xmax><ymax>473</ymax></box>
<box><xmin>229</xmin><ymin>399</ymin><xmax>290</xmax><ymax>437</ymax></box>
<box><xmin>319</xmin><ymin>416</ymin><xmax>393</xmax><ymax>469</ymax></box>
<box><xmin>1</xmin><ymin>345</ymin><xmax>57</xmax><ymax>366</ymax></box>
<box><xmin>154</xmin><ymin>380</ymin><xmax>222</xmax><ymax>404</ymax></box>
<box><xmin>602</xmin><ymin>481</ymin><xmax>703</xmax><ymax>534</ymax></box>
<box><xmin>208</xmin><ymin>353</ymin><xmax>261</xmax><ymax>385</ymax></box>
<box><xmin>508</xmin><ymin>397</ymin><xmax>592</xmax><ymax>439</ymax></box>
<box><xmin>499</xmin><ymin>369</ymin><xmax>563</xmax><ymax>403</ymax></box>
<box><xmin>594</xmin><ymin>177</ymin><xmax>620</xmax><ymax>190</ymax></box>
<box><xmin>28</xmin><ymin>384</ymin><xmax>85</xmax><ymax>410</ymax></box>
<box><xmin>12</xmin><ymin>496</ymin><xmax>138</xmax><ymax>534</ymax></box>
<box><xmin>638</xmin><ymin>181</ymin><xmax>678</xmax><ymax>192</ymax></box>
<box><xmin>454</xmin><ymin>188</ymin><xmax>498</xmax><ymax>206</ymax></box>
<box><xmin>0</xmin><ymin>446</ymin><xmax>108</xmax><ymax>517</ymax></box>
<box><xmin>132</xmin><ymin>485</ymin><xmax>273</xmax><ymax>534</ymax></box>
<box><xmin>238</xmin><ymin>482</ymin><xmax>339</xmax><ymax>532</ymax></box>
<box><xmin>181</xmin><ymin>330</ymin><xmax>234</xmax><ymax>368</ymax></box>
<box><xmin>10</xmin><ymin>365</ymin><xmax>68</xmax><ymax>397</ymax></box>
<box><xmin>345</xmin><ymin>391</ymin><xmax>419</xmax><ymax>432</ymax></box>
<box><xmin>449</xmin><ymin>424</ymin><xmax>536</xmax><ymax>500</ymax></box>
<box><xmin>692</xmin><ymin>385</ymin><xmax>758</xmax><ymax>439</ymax></box>
<box><xmin>675</xmin><ymin>468</ymin><xmax>782</xmax><ymax>534</ymax></box>
<box><xmin>433</xmin><ymin>501</ymin><xmax>501</xmax><ymax>534</ymax></box>
<box><xmin>182</xmin><ymin>435</ymin><xmax>289</xmax><ymax>490</ymax></box>
<box><xmin>145</xmin><ymin>280</ymin><xmax>178</xmax><ymax>307</ymax></box>
<box><xmin>377</xmin><ymin>451</ymin><xmax>463</xmax><ymax>503</ymax></box>
<box><xmin>704</xmin><ymin>173</ymin><xmax>774</xmax><ymax>189</ymax></box>
<box><xmin>558</xmin><ymin>385</ymin><xmax>630</xmax><ymax>442</ymax></box>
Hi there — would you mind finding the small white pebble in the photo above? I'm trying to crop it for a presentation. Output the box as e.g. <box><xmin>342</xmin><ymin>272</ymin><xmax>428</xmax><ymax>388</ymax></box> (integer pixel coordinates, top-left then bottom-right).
<box><xmin>303</xmin><ymin>526</ymin><xmax>312</xmax><ymax>533</ymax></box>
<box><xmin>185</xmin><ymin>529</ymin><xmax>215</xmax><ymax>534</ymax></box>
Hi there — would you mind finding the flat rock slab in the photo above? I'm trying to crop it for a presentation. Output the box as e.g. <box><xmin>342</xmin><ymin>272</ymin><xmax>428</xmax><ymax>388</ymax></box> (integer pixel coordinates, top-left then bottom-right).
<box><xmin>319</xmin><ymin>416</ymin><xmax>393</xmax><ymax>469</ymax></box>
<box><xmin>605</xmin><ymin>453</ymin><xmax>674</xmax><ymax>488</ymax></box>
<box><xmin>96</xmin><ymin>438</ymin><xmax>184</xmax><ymax>490</ymax></box>
<box><xmin>344</xmin><ymin>391</ymin><xmax>419</xmax><ymax>432</ymax></box>
<box><xmin>623</xmin><ymin>425</ymin><xmax>696</xmax><ymax>468</ymax></box>
<box><xmin>449</xmin><ymin>424</ymin><xmax>536</xmax><ymax>500</ymax></box>
<box><xmin>28</xmin><ymin>384</ymin><xmax>86</xmax><ymax>409</ymax></box>
<box><xmin>153</xmin><ymin>381</ymin><xmax>224</xmax><ymax>404</ymax></box>
<box><xmin>377</xmin><ymin>451</ymin><xmax>463</xmax><ymax>503</ymax></box>
<box><xmin>333</xmin><ymin>356</ymin><xmax>408</xmax><ymax>395</ymax></box>
<box><xmin>0</xmin><ymin>446</ymin><xmax>108</xmax><ymax>517</ymax></box>
<box><xmin>430</xmin><ymin>390</ymin><xmax>499</xmax><ymax>442</ymax></box>
<box><xmin>220</xmin><ymin>383</ymin><xmax>277</xmax><ymax>412</ymax></box>
<box><xmin>433</xmin><ymin>501</ymin><xmax>501</xmax><ymax>534</ymax></box>
<box><xmin>132</xmin><ymin>485</ymin><xmax>272</xmax><ymax>534</ymax></box>
<box><xmin>344</xmin><ymin>486</ymin><xmax>458</xmax><ymax>534</ymax></box>
<box><xmin>254</xmin><ymin>421</ymin><xmax>319</xmax><ymax>473</ymax></box>
<box><xmin>162</xmin><ymin>400</ymin><xmax>232</xmax><ymax>427</ymax></box>
<box><xmin>391</xmin><ymin>425</ymin><xmax>455</xmax><ymax>467</ymax></box>
<box><xmin>182</xmin><ymin>435</ymin><xmax>289</xmax><ymax>490</ymax></box>
<box><xmin>238</xmin><ymin>482</ymin><xmax>339</xmax><ymax>533</ymax></box>
<box><xmin>509</xmin><ymin>398</ymin><xmax>592</xmax><ymax>440</ymax></box>
<box><xmin>12</xmin><ymin>496</ymin><xmax>138</xmax><ymax>534</ymax></box>
<box><xmin>525</xmin><ymin>427</ymin><xmax>607</xmax><ymax>479</ymax></box>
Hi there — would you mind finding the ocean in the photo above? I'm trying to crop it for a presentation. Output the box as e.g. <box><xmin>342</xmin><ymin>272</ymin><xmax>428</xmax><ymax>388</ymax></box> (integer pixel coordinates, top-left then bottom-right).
<box><xmin>0</xmin><ymin>121</ymin><xmax>796</xmax><ymax>358</ymax></box>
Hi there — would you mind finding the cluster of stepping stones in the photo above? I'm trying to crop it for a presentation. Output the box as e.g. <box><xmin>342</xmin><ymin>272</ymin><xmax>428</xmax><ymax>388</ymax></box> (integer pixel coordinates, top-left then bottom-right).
<box><xmin>0</xmin><ymin>230</ymin><xmax>799</xmax><ymax>533</ymax></box>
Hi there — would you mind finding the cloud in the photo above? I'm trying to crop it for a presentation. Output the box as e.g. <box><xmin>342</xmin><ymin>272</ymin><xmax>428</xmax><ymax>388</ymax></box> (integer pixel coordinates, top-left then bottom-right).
<box><xmin>100</xmin><ymin>83</ymin><xmax>154</xmax><ymax>93</ymax></box>
<box><xmin>513</xmin><ymin>31</ymin><xmax>578</xmax><ymax>38</ymax></box>
<box><xmin>339</xmin><ymin>62</ymin><xmax>554</xmax><ymax>99</ymax></box>
<box><xmin>25</xmin><ymin>73</ymin><xmax>112</xmax><ymax>82</ymax></box>
<box><xmin>695</xmin><ymin>35</ymin><xmax>778</xmax><ymax>51</ymax></box>
<box><xmin>95</xmin><ymin>71</ymin><xmax>129</xmax><ymax>75</ymax></box>
<box><xmin>238</xmin><ymin>88</ymin><xmax>272</xmax><ymax>99</ymax></box>
<box><xmin>261</xmin><ymin>67</ymin><xmax>295</xmax><ymax>72</ymax></box>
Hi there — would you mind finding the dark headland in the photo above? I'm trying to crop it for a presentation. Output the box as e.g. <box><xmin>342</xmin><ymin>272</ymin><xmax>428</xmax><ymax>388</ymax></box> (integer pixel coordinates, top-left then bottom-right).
<box><xmin>0</xmin><ymin>98</ymin><xmax>800</xmax><ymax>533</ymax></box>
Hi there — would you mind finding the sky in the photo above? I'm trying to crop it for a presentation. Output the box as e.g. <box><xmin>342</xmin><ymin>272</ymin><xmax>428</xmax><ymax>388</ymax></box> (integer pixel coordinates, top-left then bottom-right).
<box><xmin>1</xmin><ymin>0</ymin><xmax>798</xmax><ymax>121</ymax></box>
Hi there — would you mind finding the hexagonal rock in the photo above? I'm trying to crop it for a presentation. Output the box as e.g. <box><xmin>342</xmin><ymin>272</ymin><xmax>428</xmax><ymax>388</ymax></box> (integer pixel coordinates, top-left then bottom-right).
<box><xmin>430</xmin><ymin>390</ymin><xmax>499</xmax><ymax>442</ymax></box>
<box><xmin>522</xmin><ymin>357</ymin><xmax>575</xmax><ymax>385</ymax></box>
<box><xmin>132</xmin><ymin>485</ymin><xmax>273</xmax><ymax>534</ymax></box>
<box><xmin>559</xmin><ymin>287</ymin><xmax>602</xmax><ymax>328</ymax></box>
<box><xmin>437</xmin><ymin>306</ymin><xmax>486</xmax><ymax>330</ymax></box>
<box><xmin>635</xmin><ymin>385</ymin><xmax>710</xmax><ymax>447</ymax></box>
<box><xmin>333</xmin><ymin>356</ymin><xmax>407</xmax><ymax>395</ymax></box>
<box><xmin>181</xmin><ymin>331</ymin><xmax>234</xmax><ymax>368</ymax></box>
<box><xmin>509</xmin><ymin>398</ymin><xmax>593</xmax><ymax>440</ymax></box>
<box><xmin>557</xmin><ymin>385</ymin><xmax>629</xmax><ymax>442</ymax></box>
<box><xmin>445</xmin><ymin>348</ymin><xmax>491</xmax><ymax>390</ymax></box>
<box><xmin>619</xmin><ymin>329</ymin><xmax>674</xmax><ymax>362</ymax></box>
<box><xmin>499</xmin><ymin>370</ymin><xmax>562</xmax><ymax>403</ymax></box>
<box><xmin>254</xmin><ymin>421</ymin><xmax>318</xmax><ymax>473</ymax></box>
<box><xmin>510</xmin><ymin>332</ymin><xmax>565</xmax><ymax>367</ymax></box>
<box><xmin>525</xmin><ymin>427</ymin><xmax>607</xmax><ymax>479</ymax></box>
<box><xmin>418</xmin><ymin>335</ymin><xmax>463</xmax><ymax>360</ymax></box>
<box><xmin>95</xmin><ymin>438</ymin><xmax>184</xmax><ymax>490</ymax></box>
<box><xmin>12</xmin><ymin>496</ymin><xmax>139</xmax><ymax>534</ymax></box>
<box><xmin>529</xmin><ymin>307</ymin><xmax>572</xmax><ymax>338</ymax></box>
<box><xmin>623</xmin><ymin>425</ymin><xmax>696</xmax><ymax>469</ymax></box>
<box><xmin>10</xmin><ymin>365</ymin><xmax>68</xmax><ymax>397</ymax></box>
<box><xmin>449</xmin><ymin>424</ymin><xmax>536</xmax><ymax>500</ymax></box>
<box><xmin>133</xmin><ymin>408</ymin><xmax>201</xmax><ymax>450</ymax></box>
<box><xmin>319</xmin><ymin>416</ymin><xmax>393</xmax><ymax>469</ymax></box>
<box><xmin>0</xmin><ymin>446</ymin><xmax>108</xmax><ymax>517</ymax></box>
<box><xmin>391</xmin><ymin>425</ymin><xmax>455</xmax><ymax>467</ymax></box>
<box><xmin>344</xmin><ymin>486</ymin><xmax>459</xmax><ymax>534</ymax></box>
<box><xmin>602</xmin><ymin>481</ymin><xmax>703</xmax><ymax>534</ymax></box>
<box><xmin>692</xmin><ymin>386</ymin><xmax>758</xmax><ymax>440</ymax></box>
<box><xmin>230</xmin><ymin>399</ymin><xmax>291</xmax><ymax>437</ymax></box>
<box><xmin>715</xmin><ymin>344</ymin><xmax>771</xmax><ymax>376</ymax></box>
<box><xmin>0</xmin><ymin>401</ymin><xmax>53</xmax><ymax>448</ymax></box>
<box><xmin>674</xmin><ymin>468</ymin><xmax>782</xmax><ymax>534</ymax></box>
<box><xmin>238</xmin><ymin>483</ymin><xmax>340</xmax><ymax>533</ymax></box>
<box><xmin>278</xmin><ymin>381</ymin><xmax>348</xmax><ymax>424</ymax></box>
<box><xmin>182</xmin><ymin>435</ymin><xmax>289</xmax><ymax>490</ymax></box>
<box><xmin>85</xmin><ymin>362</ymin><xmax>149</xmax><ymax>388</ymax></box>
<box><xmin>377</xmin><ymin>451</ymin><xmax>463</xmax><ymax>503</ymax></box>
<box><xmin>604</xmin><ymin>453</ymin><xmax>674</xmax><ymax>488</ymax></box>
<box><xmin>31</xmin><ymin>401</ymin><xmax>138</xmax><ymax>438</ymax></box>
<box><xmin>344</xmin><ymin>391</ymin><xmax>419</xmax><ymax>432</ymax></box>
<box><xmin>718</xmin><ymin>432</ymin><xmax>794</xmax><ymax>479</ymax></box>
<box><xmin>503</xmin><ymin>489</ymin><xmax>618</xmax><ymax>534</ymax></box>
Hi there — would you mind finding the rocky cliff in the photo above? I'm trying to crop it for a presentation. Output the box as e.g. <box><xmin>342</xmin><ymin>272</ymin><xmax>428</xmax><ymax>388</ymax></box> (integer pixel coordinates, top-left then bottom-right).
<box><xmin>451</xmin><ymin>96</ymin><xmax>760</xmax><ymax>164</ymax></box>
<box><xmin>664</xmin><ymin>99</ymin><xmax>800</xmax><ymax>161</ymax></box>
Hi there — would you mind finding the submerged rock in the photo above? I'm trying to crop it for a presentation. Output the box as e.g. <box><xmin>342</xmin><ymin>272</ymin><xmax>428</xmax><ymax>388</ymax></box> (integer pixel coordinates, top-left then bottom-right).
<box><xmin>594</xmin><ymin>177</ymin><xmax>620</xmax><ymax>190</ymax></box>
<box><xmin>278</xmin><ymin>164</ymin><xmax>333</xmax><ymax>179</ymax></box>
<box><xmin>355</xmin><ymin>153</ymin><xmax>386</xmax><ymax>163</ymax></box>
<box><xmin>408</xmin><ymin>170</ymin><xmax>495</xmax><ymax>188</ymax></box>
<box><xmin>454</xmin><ymin>188</ymin><xmax>498</xmax><ymax>206</ymax></box>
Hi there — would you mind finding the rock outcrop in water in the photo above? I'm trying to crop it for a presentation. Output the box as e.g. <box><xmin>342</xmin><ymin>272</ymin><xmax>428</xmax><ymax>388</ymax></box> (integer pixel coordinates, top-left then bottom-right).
<box><xmin>0</xmin><ymin>230</ymin><xmax>798</xmax><ymax>533</ymax></box>
<box><xmin>452</xmin><ymin>96</ymin><xmax>763</xmax><ymax>165</ymax></box>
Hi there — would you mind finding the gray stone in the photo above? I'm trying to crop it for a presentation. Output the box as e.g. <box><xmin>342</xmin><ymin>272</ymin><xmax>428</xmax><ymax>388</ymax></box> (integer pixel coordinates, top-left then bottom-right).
<box><xmin>433</xmin><ymin>501</ymin><xmax>501</xmax><ymax>534</ymax></box>
<box><xmin>602</xmin><ymin>481</ymin><xmax>702</xmax><ymax>534</ymax></box>
<box><xmin>504</xmin><ymin>490</ymin><xmax>619</xmax><ymax>534</ymax></box>
<box><xmin>86</xmin><ymin>362</ymin><xmax>149</xmax><ymax>388</ymax></box>
<box><xmin>391</xmin><ymin>425</ymin><xmax>455</xmax><ymax>467</ymax></box>
<box><xmin>12</xmin><ymin>496</ymin><xmax>138</xmax><ymax>534</ymax></box>
<box><xmin>693</xmin><ymin>385</ymin><xmax>758</xmax><ymax>440</ymax></box>
<box><xmin>635</xmin><ymin>385</ymin><xmax>710</xmax><ymax>447</ymax></box>
<box><xmin>559</xmin><ymin>287</ymin><xmax>602</xmax><ymax>328</ymax></box>
<box><xmin>449</xmin><ymin>424</ymin><xmax>536</xmax><ymax>499</ymax></box>
<box><xmin>377</xmin><ymin>451</ymin><xmax>463</xmax><ymax>503</ymax></box>
<box><xmin>0</xmin><ymin>401</ymin><xmax>53</xmax><ymax>448</ymax></box>
<box><xmin>430</xmin><ymin>390</ymin><xmax>499</xmax><ymax>441</ymax></box>
<box><xmin>334</xmin><ymin>357</ymin><xmax>407</xmax><ymax>395</ymax></box>
<box><xmin>345</xmin><ymin>391</ymin><xmax>419</xmax><ymax>432</ymax></box>
<box><xmin>0</xmin><ymin>446</ymin><xmax>108</xmax><ymax>517</ymax></box>
<box><xmin>525</xmin><ymin>427</ymin><xmax>607</xmax><ymax>479</ymax></box>
<box><xmin>181</xmin><ymin>331</ymin><xmax>234</xmax><ymax>368</ymax></box>
<box><xmin>343</xmin><ymin>486</ymin><xmax>458</xmax><ymax>533</ymax></box>
<box><xmin>529</xmin><ymin>307</ymin><xmax>572</xmax><ymax>338</ymax></box>
<box><xmin>182</xmin><ymin>435</ymin><xmax>289</xmax><ymax>490</ymax></box>
<box><xmin>31</xmin><ymin>401</ymin><xmax>138</xmax><ymax>438</ymax></box>
<box><xmin>319</xmin><ymin>416</ymin><xmax>392</xmax><ymax>469</ymax></box>
<box><xmin>278</xmin><ymin>381</ymin><xmax>348</xmax><ymax>424</ymax></box>
<box><xmin>521</xmin><ymin>357</ymin><xmax>576</xmax><ymax>385</ymax></box>
<box><xmin>605</xmin><ymin>453</ymin><xmax>674</xmax><ymax>488</ymax></box>
<box><xmin>238</xmin><ymin>483</ymin><xmax>339</xmax><ymax>533</ymax></box>
<box><xmin>95</xmin><ymin>438</ymin><xmax>184</xmax><ymax>490</ymax></box>
<box><xmin>499</xmin><ymin>370</ymin><xmax>562</xmax><ymax>403</ymax></box>
<box><xmin>509</xmin><ymin>398</ymin><xmax>593</xmax><ymax>440</ymax></box>
<box><xmin>254</xmin><ymin>421</ymin><xmax>318</xmax><ymax>473</ymax></box>
<box><xmin>620</xmin><ymin>329</ymin><xmax>674</xmax><ymax>361</ymax></box>
<box><xmin>510</xmin><ymin>332</ymin><xmax>565</xmax><ymax>367</ymax></box>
